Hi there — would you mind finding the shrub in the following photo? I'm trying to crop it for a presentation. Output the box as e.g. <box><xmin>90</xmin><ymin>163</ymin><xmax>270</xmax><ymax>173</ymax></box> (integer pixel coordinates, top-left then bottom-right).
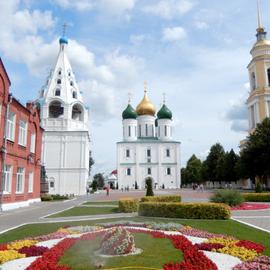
<box><xmin>255</xmin><ymin>182</ymin><xmax>262</xmax><ymax>193</ymax></box>
<box><xmin>118</xmin><ymin>198</ymin><xmax>139</xmax><ymax>213</ymax></box>
<box><xmin>41</xmin><ymin>194</ymin><xmax>53</xmax><ymax>201</ymax></box>
<box><xmin>141</xmin><ymin>195</ymin><xmax>181</xmax><ymax>203</ymax></box>
<box><xmin>210</xmin><ymin>189</ymin><xmax>244</xmax><ymax>206</ymax></box>
<box><xmin>145</xmin><ymin>177</ymin><xmax>154</xmax><ymax>196</ymax></box>
<box><xmin>243</xmin><ymin>193</ymin><xmax>270</xmax><ymax>202</ymax></box>
<box><xmin>139</xmin><ymin>202</ymin><xmax>231</xmax><ymax>219</ymax></box>
<box><xmin>51</xmin><ymin>194</ymin><xmax>69</xmax><ymax>200</ymax></box>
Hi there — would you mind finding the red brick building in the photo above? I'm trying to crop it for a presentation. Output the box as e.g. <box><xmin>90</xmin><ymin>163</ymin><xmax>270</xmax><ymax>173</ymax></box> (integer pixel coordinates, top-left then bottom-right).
<box><xmin>0</xmin><ymin>58</ymin><xmax>43</xmax><ymax>211</ymax></box>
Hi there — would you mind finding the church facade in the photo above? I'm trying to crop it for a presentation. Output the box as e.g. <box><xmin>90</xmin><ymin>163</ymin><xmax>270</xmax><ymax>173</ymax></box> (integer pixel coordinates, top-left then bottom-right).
<box><xmin>117</xmin><ymin>88</ymin><xmax>181</xmax><ymax>190</ymax></box>
<box><xmin>37</xmin><ymin>36</ymin><xmax>90</xmax><ymax>195</ymax></box>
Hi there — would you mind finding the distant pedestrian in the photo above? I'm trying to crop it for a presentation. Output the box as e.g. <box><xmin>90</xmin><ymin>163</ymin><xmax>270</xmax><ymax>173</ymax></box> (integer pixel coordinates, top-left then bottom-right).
<box><xmin>199</xmin><ymin>184</ymin><xmax>204</xmax><ymax>192</ymax></box>
<box><xmin>86</xmin><ymin>187</ymin><xmax>90</xmax><ymax>196</ymax></box>
<box><xmin>106</xmin><ymin>187</ymin><xmax>110</xmax><ymax>196</ymax></box>
<box><xmin>121</xmin><ymin>186</ymin><xmax>124</xmax><ymax>192</ymax></box>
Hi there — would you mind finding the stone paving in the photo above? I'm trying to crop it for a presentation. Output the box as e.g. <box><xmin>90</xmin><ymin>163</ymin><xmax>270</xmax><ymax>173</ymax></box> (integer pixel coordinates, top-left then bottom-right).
<box><xmin>0</xmin><ymin>189</ymin><xmax>269</xmax><ymax>235</ymax></box>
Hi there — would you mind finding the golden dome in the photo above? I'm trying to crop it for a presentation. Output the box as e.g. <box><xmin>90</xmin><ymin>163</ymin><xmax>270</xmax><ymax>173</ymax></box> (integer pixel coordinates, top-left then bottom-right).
<box><xmin>136</xmin><ymin>91</ymin><xmax>156</xmax><ymax>116</ymax></box>
<box><xmin>253</xmin><ymin>39</ymin><xmax>270</xmax><ymax>48</ymax></box>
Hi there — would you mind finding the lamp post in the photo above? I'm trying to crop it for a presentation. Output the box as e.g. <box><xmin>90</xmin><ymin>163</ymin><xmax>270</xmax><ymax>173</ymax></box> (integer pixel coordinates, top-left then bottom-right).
<box><xmin>0</xmin><ymin>93</ymin><xmax>13</xmax><ymax>212</ymax></box>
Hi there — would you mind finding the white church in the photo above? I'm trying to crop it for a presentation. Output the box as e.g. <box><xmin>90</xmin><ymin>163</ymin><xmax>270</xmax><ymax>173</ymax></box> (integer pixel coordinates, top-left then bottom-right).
<box><xmin>37</xmin><ymin>36</ymin><xmax>90</xmax><ymax>195</ymax></box>
<box><xmin>117</xmin><ymin>87</ymin><xmax>181</xmax><ymax>190</ymax></box>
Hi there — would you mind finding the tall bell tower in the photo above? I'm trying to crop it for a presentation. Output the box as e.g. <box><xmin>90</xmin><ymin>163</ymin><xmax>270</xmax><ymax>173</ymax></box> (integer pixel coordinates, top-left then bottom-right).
<box><xmin>247</xmin><ymin>0</ymin><xmax>270</xmax><ymax>133</ymax></box>
<box><xmin>37</xmin><ymin>33</ymin><xmax>90</xmax><ymax>195</ymax></box>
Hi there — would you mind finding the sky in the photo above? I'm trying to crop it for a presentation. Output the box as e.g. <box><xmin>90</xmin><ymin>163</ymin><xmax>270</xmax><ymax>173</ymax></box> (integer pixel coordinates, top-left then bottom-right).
<box><xmin>0</xmin><ymin>0</ymin><xmax>268</xmax><ymax>176</ymax></box>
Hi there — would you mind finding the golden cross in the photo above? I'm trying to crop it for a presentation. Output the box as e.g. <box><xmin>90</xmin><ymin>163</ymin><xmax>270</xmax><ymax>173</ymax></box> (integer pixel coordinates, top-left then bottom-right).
<box><xmin>128</xmin><ymin>92</ymin><xmax>132</xmax><ymax>104</ymax></box>
<box><xmin>62</xmin><ymin>22</ymin><xmax>68</xmax><ymax>36</ymax></box>
<box><xmin>144</xmin><ymin>81</ymin><xmax>148</xmax><ymax>93</ymax></box>
<box><xmin>163</xmin><ymin>92</ymin><xmax>166</xmax><ymax>104</ymax></box>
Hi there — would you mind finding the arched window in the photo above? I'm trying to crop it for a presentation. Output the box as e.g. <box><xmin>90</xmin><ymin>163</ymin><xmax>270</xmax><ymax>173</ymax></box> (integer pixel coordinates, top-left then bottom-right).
<box><xmin>267</xmin><ymin>68</ymin><xmax>270</xmax><ymax>87</ymax></box>
<box><xmin>72</xmin><ymin>91</ymin><xmax>77</xmax><ymax>99</ymax></box>
<box><xmin>49</xmin><ymin>101</ymin><xmax>64</xmax><ymax>118</ymax></box>
<box><xmin>70</xmin><ymin>81</ymin><xmax>74</xmax><ymax>86</ymax></box>
<box><xmin>58</xmin><ymin>69</ymin><xmax>62</xmax><ymax>75</ymax></box>
<box><xmin>57</xmin><ymin>79</ymin><xmax>61</xmax><ymax>84</ymax></box>
<box><xmin>72</xmin><ymin>103</ymin><xmax>84</xmax><ymax>121</ymax></box>
<box><xmin>55</xmin><ymin>89</ymin><xmax>61</xmax><ymax>96</ymax></box>
<box><xmin>251</xmin><ymin>72</ymin><xmax>256</xmax><ymax>90</ymax></box>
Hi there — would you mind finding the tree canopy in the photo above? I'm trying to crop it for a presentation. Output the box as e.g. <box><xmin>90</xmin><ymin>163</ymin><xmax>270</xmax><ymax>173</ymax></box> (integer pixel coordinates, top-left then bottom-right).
<box><xmin>240</xmin><ymin>118</ymin><xmax>270</xmax><ymax>181</ymax></box>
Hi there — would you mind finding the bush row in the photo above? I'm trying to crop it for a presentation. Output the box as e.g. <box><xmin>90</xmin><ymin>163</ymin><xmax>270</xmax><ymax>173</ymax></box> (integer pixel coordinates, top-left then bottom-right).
<box><xmin>141</xmin><ymin>195</ymin><xmax>181</xmax><ymax>203</ymax></box>
<box><xmin>118</xmin><ymin>198</ymin><xmax>139</xmax><ymax>213</ymax></box>
<box><xmin>138</xmin><ymin>202</ymin><xmax>231</xmax><ymax>220</ymax></box>
<box><xmin>243</xmin><ymin>193</ymin><xmax>270</xmax><ymax>202</ymax></box>
<box><xmin>41</xmin><ymin>194</ymin><xmax>70</xmax><ymax>201</ymax></box>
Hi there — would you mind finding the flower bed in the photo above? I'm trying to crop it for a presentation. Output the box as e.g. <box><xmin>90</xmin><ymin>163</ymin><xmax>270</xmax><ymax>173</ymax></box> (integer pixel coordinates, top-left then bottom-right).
<box><xmin>231</xmin><ymin>203</ymin><xmax>270</xmax><ymax>211</ymax></box>
<box><xmin>100</xmin><ymin>227</ymin><xmax>136</xmax><ymax>255</ymax></box>
<box><xmin>0</xmin><ymin>224</ymin><xmax>268</xmax><ymax>270</ymax></box>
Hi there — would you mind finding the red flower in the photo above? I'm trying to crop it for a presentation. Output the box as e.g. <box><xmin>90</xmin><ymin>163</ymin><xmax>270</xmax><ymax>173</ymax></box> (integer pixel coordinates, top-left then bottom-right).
<box><xmin>19</xmin><ymin>246</ymin><xmax>49</xmax><ymax>257</ymax></box>
<box><xmin>0</xmin><ymin>244</ymin><xmax>7</xmax><ymax>251</ymax></box>
<box><xmin>235</xmin><ymin>240</ymin><xmax>265</xmax><ymax>253</ymax></box>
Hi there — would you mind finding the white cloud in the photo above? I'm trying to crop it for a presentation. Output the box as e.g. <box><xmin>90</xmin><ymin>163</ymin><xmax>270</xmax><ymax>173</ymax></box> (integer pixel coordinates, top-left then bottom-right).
<box><xmin>130</xmin><ymin>34</ymin><xmax>145</xmax><ymax>45</ymax></box>
<box><xmin>52</xmin><ymin>0</ymin><xmax>136</xmax><ymax>17</ymax></box>
<box><xmin>143</xmin><ymin>0</ymin><xmax>196</xmax><ymax>20</ymax></box>
<box><xmin>52</xmin><ymin>0</ymin><xmax>94</xmax><ymax>11</ymax></box>
<box><xmin>194</xmin><ymin>21</ymin><xmax>209</xmax><ymax>30</ymax></box>
<box><xmin>162</xmin><ymin>26</ymin><xmax>187</xmax><ymax>42</ymax></box>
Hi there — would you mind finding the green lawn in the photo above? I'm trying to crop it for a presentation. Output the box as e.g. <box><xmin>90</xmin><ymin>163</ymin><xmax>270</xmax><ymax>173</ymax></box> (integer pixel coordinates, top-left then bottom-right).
<box><xmin>82</xmin><ymin>201</ymin><xmax>119</xmax><ymax>206</ymax></box>
<box><xmin>48</xmin><ymin>206</ymin><xmax>119</xmax><ymax>218</ymax></box>
<box><xmin>0</xmin><ymin>217</ymin><xmax>269</xmax><ymax>256</ymax></box>
<box><xmin>60</xmin><ymin>233</ymin><xmax>182</xmax><ymax>270</ymax></box>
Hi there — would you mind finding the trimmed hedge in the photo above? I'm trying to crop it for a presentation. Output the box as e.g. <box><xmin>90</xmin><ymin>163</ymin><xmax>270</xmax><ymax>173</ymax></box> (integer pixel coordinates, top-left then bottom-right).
<box><xmin>138</xmin><ymin>202</ymin><xmax>231</xmax><ymax>220</ymax></box>
<box><xmin>141</xmin><ymin>195</ymin><xmax>181</xmax><ymax>203</ymax></box>
<box><xmin>119</xmin><ymin>198</ymin><xmax>139</xmax><ymax>213</ymax></box>
<box><xmin>243</xmin><ymin>193</ymin><xmax>270</xmax><ymax>202</ymax></box>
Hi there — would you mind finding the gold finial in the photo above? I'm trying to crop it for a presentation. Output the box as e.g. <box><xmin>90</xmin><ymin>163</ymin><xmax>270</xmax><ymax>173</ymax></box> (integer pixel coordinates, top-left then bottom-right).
<box><xmin>144</xmin><ymin>81</ymin><xmax>147</xmax><ymax>93</ymax></box>
<box><xmin>128</xmin><ymin>92</ymin><xmax>132</xmax><ymax>104</ymax></box>
<box><xmin>62</xmin><ymin>22</ymin><xmax>68</xmax><ymax>36</ymax></box>
<box><xmin>257</xmin><ymin>0</ymin><xmax>263</xmax><ymax>30</ymax></box>
<box><xmin>162</xmin><ymin>92</ymin><xmax>166</xmax><ymax>104</ymax></box>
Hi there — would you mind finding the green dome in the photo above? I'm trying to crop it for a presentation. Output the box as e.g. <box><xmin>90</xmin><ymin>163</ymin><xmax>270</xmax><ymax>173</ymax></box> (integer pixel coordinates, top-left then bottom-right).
<box><xmin>122</xmin><ymin>104</ymin><xmax>137</xmax><ymax>119</ymax></box>
<box><xmin>157</xmin><ymin>104</ymin><xmax>172</xmax><ymax>119</ymax></box>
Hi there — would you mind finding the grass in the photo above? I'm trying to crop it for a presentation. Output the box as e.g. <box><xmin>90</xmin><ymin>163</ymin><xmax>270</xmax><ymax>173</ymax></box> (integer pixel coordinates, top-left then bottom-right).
<box><xmin>48</xmin><ymin>206</ymin><xmax>119</xmax><ymax>218</ymax></box>
<box><xmin>0</xmin><ymin>217</ymin><xmax>269</xmax><ymax>256</ymax></box>
<box><xmin>82</xmin><ymin>201</ymin><xmax>119</xmax><ymax>206</ymax></box>
<box><xmin>60</xmin><ymin>233</ymin><xmax>182</xmax><ymax>269</ymax></box>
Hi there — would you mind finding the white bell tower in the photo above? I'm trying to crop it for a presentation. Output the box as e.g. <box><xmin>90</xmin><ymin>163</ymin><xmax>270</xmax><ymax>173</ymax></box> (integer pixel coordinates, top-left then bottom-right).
<box><xmin>37</xmin><ymin>33</ymin><xmax>90</xmax><ymax>195</ymax></box>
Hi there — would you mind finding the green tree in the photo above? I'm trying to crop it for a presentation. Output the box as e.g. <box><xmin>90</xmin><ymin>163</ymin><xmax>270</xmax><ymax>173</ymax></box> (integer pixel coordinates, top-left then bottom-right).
<box><xmin>184</xmin><ymin>155</ymin><xmax>202</xmax><ymax>184</ymax></box>
<box><xmin>91</xmin><ymin>180</ymin><xmax>98</xmax><ymax>192</ymax></box>
<box><xmin>145</xmin><ymin>177</ymin><xmax>154</xmax><ymax>196</ymax></box>
<box><xmin>93</xmin><ymin>173</ymin><xmax>105</xmax><ymax>189</ymax></box>
<box><xmin>223</xmin><ymin>149</ymin><xmax>240</xmax><ymax>183</ymax></box>
<box><xmin>181</xmin><ymin>168</ymin><xmax>187</xmax><ymax>184</ymax></box>
<box><xmin>89</xmin><ymin>151</ymin><xmax>94</xmax><ymax>176</ymax></box>
<box><xmin>203</xmin><ymin>143</ymin><xmax>225</xmax><ymax>184</ymax></box>
<box><xmin>240</xmin><ymin>118</ymin><xmax>270</xmax><ymax>184</ymax></box>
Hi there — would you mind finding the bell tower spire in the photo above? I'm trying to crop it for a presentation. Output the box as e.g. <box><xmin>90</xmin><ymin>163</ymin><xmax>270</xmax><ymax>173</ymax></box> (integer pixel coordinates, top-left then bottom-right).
<box><xmin>256</xmin><ymin>0</ymin><xmax>267</xmax><ymax>41</ymax></box>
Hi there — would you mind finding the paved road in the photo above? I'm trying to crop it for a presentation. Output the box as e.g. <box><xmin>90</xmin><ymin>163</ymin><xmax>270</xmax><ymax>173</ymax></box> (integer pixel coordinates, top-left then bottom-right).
<box><xmin>232</xmin><ymin>209</ymin><xmax>270</xmax><ymax>232</ymax></box>
<box><xmin>0</xmin><ymin>189</ymin><xmax>211</xmax><ymax>234</ymax></box>
<box><xmin>1</xmin><ymin>189</ymin><xmax>269</xmax><ymax>235</ymax></box>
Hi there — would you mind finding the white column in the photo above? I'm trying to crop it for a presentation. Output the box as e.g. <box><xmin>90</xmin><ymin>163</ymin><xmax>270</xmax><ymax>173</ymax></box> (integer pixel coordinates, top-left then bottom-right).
<box><xmin>265</xmin><ymin>100</ymin><xmax>269</xmax><ymax>117</ymax></box>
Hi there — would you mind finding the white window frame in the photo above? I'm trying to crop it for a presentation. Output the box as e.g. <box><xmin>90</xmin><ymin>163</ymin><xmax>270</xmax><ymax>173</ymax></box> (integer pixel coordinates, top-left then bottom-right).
<box><xmin>166</xmin><ymin>167</ymin><xmax>171</xmax><ymax>175</ymax></box>
<box><xmin>6</xmin><ymin>112</ymin><xmax>16</xmax><ymax>141</ymax></box>
<box><xmin>28</xmin><ymin>171</ymin><xmax>34</xmax><ymax>193</ymax></box>
<box><xmin>30</xmin><ymin>133</ymin><xmax>36</xmax><ymax>153</ymax></box>
<box><xmin>3</xmin><ymin>165</ymin><xmax>12</xmax><ymax>193</ymax></box>
<box><xmin>16</xmin><ymin>167</ymin><xmax>24</xmax><ymax>193</ymax></box>
<box><xmin>18</xmin><ymin>120</ymin><xmax>27</xmax><ymax>146</ymax></box>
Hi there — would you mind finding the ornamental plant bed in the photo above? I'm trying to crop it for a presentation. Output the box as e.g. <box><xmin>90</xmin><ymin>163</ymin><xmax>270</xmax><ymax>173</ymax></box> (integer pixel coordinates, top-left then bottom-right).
<box><xmin>231</xmin><ymin>202</ymin><xmax>270</xmax><ymax>211</ymax></box>
<box><xmin>0</xmin><ymin>223</ymin><xmax>269</xmax><ymax>270</ymax></box>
